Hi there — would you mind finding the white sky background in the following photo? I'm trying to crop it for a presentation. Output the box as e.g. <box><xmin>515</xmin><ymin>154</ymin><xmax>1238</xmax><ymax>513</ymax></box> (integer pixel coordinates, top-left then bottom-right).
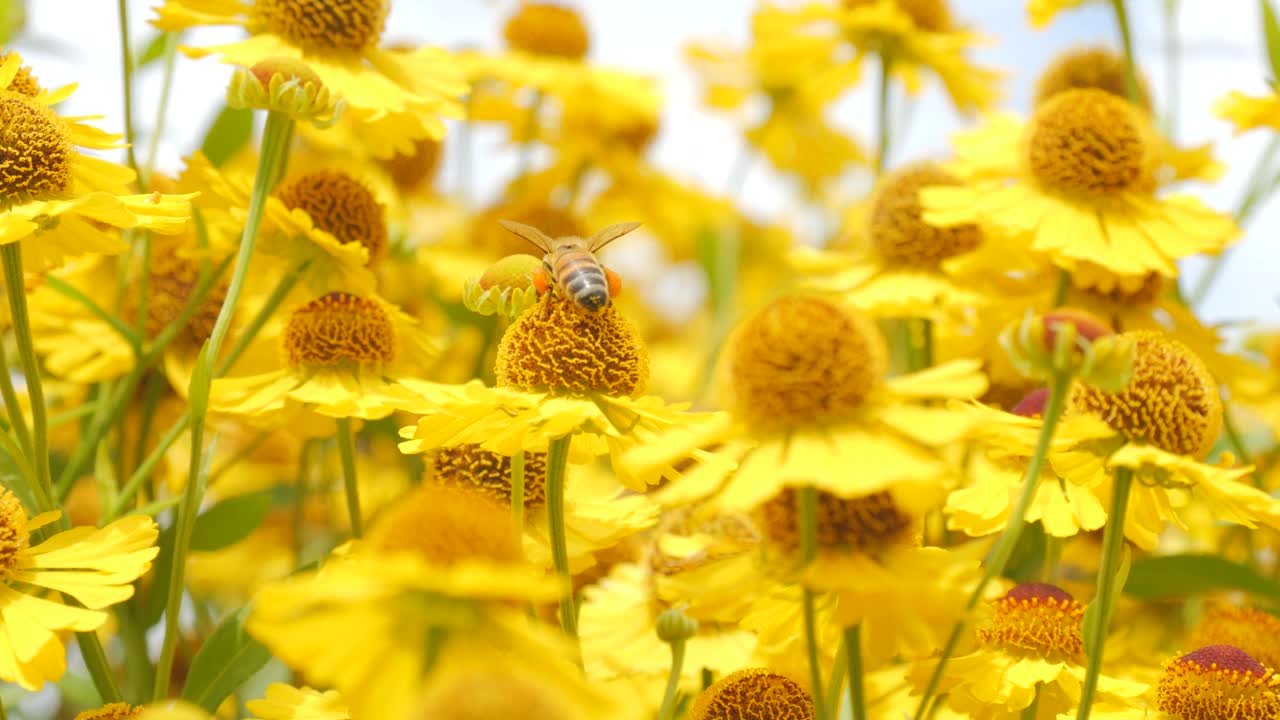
<box><xmin>9</xmin><ymin>0</ymin><xmax>1277</xmax><ymax>326</ymax></box>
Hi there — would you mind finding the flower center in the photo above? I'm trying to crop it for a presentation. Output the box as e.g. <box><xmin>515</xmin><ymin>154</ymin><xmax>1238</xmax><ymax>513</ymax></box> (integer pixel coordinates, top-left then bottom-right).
<box><xmin>367</xmin><ymin>484</ymin><xmax>524</xmax><ymax>566</ymax></box>
<box><xmin>0</xmin><ymin>488</ymin><xmax>28</xmax><ymax>581</ymax></box>
<box><xmin>1191</xmin><ymin>607</ymin><xmax>1280</xmax><ymax>673</ymax></box>
<box><xmin>843</xmin><ymin>0</ymin><xmax>952</xmax><ymax>32</ymax></box>
<box><xmin>977</xmin><ymin>582</ymin><xmax>1084</xmax><ymax>659</ymax></box>
<box><xmin>1033</xmin><ymin>46</ymin><xmax>1152</xmax><ymax>110</ymax></box>
<box><xmin>495</xmin><ymin>292</ymin><xmax>648</xmax><ymax>397</ymax></box>
<box><xmin>252</xmin><ymin>0</ymin><xmax>388</xmax><ymax>52</ymax></box>
<box><xmin>1067</xmin><ymin>331</ymin><xmax>1222</xmax><ymax>458</ymax></box>
<box><xmin>868</xmin><ymin>163</ymin><xmax>982</xmax><ymax>266</ymax></box>
<box><xmin>502</xmin><ymin>2</ymin><xmax>591</xmax><ymax>60</ymax></box>
<box><xmin>276</xmin><ymin>170</ymin><xmax>388</xmax><ymax>267</ymax></box>
<box><xmin>430</xmin><ymin>444</ymin><xmax>548</xmax><ymax>509</ymax></box>
<box><xmin>1026</xmin><ymin>88</ymin><xmax>1148</xmax><ymax>195</ymax></box>
<box><xmin>1</xmin><ymin>53</ymin><xmax>42</xmax><ymax>96</ymax></box>
<box><xmin>690</xmin><ymin>668</ymin><xmax>816</xmax><ymax>720</ymax></box>
<box><xmin>0</xmin><ymin>92</ymin><xmax>74</xmax><ymax>205</ymax></box>
<box><xmin>728</xmin><ymin>296</ymin><xmax>887</xmax><ymax>428</ymax></box>
<box><xmin>380</xmin><ymin>138</ymin><xmax>441</xmax><ymax>192</ymax></box>
<box><xmin>282</xmin><ymin>292</ymin><xmax>395</xmax><ymax>368</ymax></box>
<box><xmin>72</xmin><ymin>703</ymin><xmax>140</xmax><ymax>720</ymax></box>
<box><xmin>760</xmin><ymin>489</ymin><xmax>912</xmax><ymax>556</ymax></box>
<box><xmin>1157</xmin><ymin>645</ymin><xmax>1280</xmax><ymax>720</ymax></box>
<box><xmin>121</xmin><ymin>245</ymin><xmax>228</xmax><ymax>346</ymax></box>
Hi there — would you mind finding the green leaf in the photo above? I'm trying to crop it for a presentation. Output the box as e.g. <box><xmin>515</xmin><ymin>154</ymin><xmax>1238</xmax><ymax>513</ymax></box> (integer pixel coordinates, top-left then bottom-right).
<box><xmin>181</xmin><ymin>607</ymin><xmax>272</xmax><ymax>713</ymax></box>
<box><xmin>1124</xmin><ymin>553</ymin><xmax>1280</xmax><ymax>600</ymax></box>
<box><xmin>1262</xmin><ymin>0</ymin><xmax>1280</xmax><ymax>85</ymax></box>
<box><xmin>200</xmin><ymin>105</ymin><xmax>255</xmax><ymax>168</ymax></box>
<box><xmin>135</xmin><ymin>31</ymin><xmax>172</xmax><ymax>68</ymax></box>
<box><xmin>190</xmin><ymin>490</ymin><xmax>274</xmax><ymax>552</ymax></box>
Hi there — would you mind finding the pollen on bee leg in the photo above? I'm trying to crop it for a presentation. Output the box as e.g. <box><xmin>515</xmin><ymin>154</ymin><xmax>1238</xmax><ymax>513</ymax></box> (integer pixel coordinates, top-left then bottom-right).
<box><xmin>604</xmin><ymin>267</ymin><xmax>623</xmax><ymax>298</ymax></box>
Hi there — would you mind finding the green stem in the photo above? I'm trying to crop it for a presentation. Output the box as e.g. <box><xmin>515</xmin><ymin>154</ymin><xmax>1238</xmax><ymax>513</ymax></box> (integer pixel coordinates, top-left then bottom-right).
<box><xmin>0</xmin><ymin>334</ymin><xmax>33</xmax><ymax>465</ymax></box>
<box><xmin>423</xmin><ymin>626</ymin><xmax>446</xmax><ymax>674</ymax></box>
<box><xmin>824</xmin><ymin>639</ymin><xmax>847</xmax><ymax>717</ymax></box>
<box><xmin>515</xmin><ymin>89</ymin><xmax>544</xmax><ymax>183</ymax></box>
<box><xmin>845</xmin><ymin>625</ymin><xmax>866</xmax><ymax>720</ymax></box>
<box><xmin>45</xmin><ymin>275</ymin><xmax>141</xmax><ymax>352</ymax></box>
<box><xmin>798</xmin><ymin>486</ymin><xmax>827</xmax><ymax>720</ymax></box>
<box><xmin>658</xmin><ymin>639</ymin><xmax>687</xmax><ymax>720</ymax></box>
<box><xmin>545</xmin><ymin>435</ymin><xmax>577</xmax><ymax>648</ymax></box>
<box><xmin>117</xmin><ymin>601</ymin><xmax>155</xmax><ymax>703</ymax></box>
<box><xmin>1109</xmin><ymin>0</ymin><xmax>1141</xmax><ymax>104</ymax></box>
<box><xmin>292</xmin><ymin>439</ymin><xmax>311</xmax><ymax>564</ymax></box>
<box><xmin>206</xmin><ymin>430</ymin><xmax>271</xmax><ymax>487</ymax></box>
<box><xmin>909</xmin><ymin>318</ymin><xmax>934</xmax><ymax>372</ymax></box>
<box><xmin>1042</xmin><ymin>534</ymin><xmax>1063</xmax><ymax>584</ymax></box>
<box><xmin>875</xmin><ymin>53</ymin><xmax>893</xmax><ymax>175</ymax></box>
<box><xmin>116</xmin><ymin>0</ymin><xmax>140</xmax><ymax>181</ymax></box>
<box><xmin>77</xmin><ymin>630</ymin><xmax>123</xmax><ymax>704</ymax></box>
<box><xmin>1052</xmin><ymin>268</ymin><xmax>1071</xmax><ymax>308</ymax></box>
<box><xmin>1222</xmin><ymin>404</ymin><xmax>1265</xmax><ymax>489</ymax></box>
<box><xmin>510</xmin><ymin>450</ymin><xmax>525</xmax><ymax>534</ymax></box>
<box><xmin>913</xmin><ymin>371</ymin><xmax>1073</xmax><ymax>720</ymax></box>
<box><xmin>144</xmin><ymin>32</ymin><xmax>181</xmax><ymax>178</ymax></box>
<box><xmin>336</xmin><ymin>417</ymin><xmax>362</xmax><ymax>539</ymax></box>
<box><xmin>1160</xmin><ymin>0</ymin><xmax>1180</xmax><ymax>138</ymax></box>
<box><xmin>1075</xmin><ymin>467</ymin><xmax>1133</xmax><ymax>720</ymax></box>
<box><xmin>1</xmin><ymin>244</ymin><xmax>53</xmax><ymax>513</ymax></box>
<box><xmin>1022</xmin><ymin>683</ymin><xmax>1042</xmax><ymax>720</ymax></box>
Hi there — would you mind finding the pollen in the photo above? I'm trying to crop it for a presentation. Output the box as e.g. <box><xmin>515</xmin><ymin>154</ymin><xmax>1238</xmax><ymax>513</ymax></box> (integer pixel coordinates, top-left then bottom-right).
<box><xmin>977</xmin><ymin>582</ymin><xmax>1084</xmax><ymax>659</ymax></box>
<box><xmin>282</xmin><ymin>292</ymin><xmax>396</xmax><ymax>368</ymax></box>
<box><xmin>276</xmin><ymin>170</ymin><xmax>388</xmax><ymax>267</ymax></box>
<box><xmin>1191</xmin><ymin>607</ymin><xmax>1280</xmax><ymax>672</ymax></box>
<box><xmin>1</xmin><ymin>53</ymin><xmax>41</xmax><ymax>96</ymax></box>
<box><xmin>429</xmin><ymin>444</ymin><xmax>549</xmax><ymax>509</ymax></box>
<box><xmin>728</xmin><ymin>296</ymin><xmax>887</xmax><ymax>428</ymax></box>
<box><xmin>252</xmin><ymin>0</ymin><xmax>388</xmax><ymax>52</ymax></box>
<box><xmin>1033</xmin><ymin>46</ymin><xmax>1153</xmax><ymax>110</ymax></box>
<box><xmin>380</xmin><ymin>137</ymin><xmax>442</xmax><ymax>192</ymax></box>
<box><xmin>502</xmin><ymin>2</ymin><xmax>591</xmax><ymax>60</ymax></box>
<box><xmin>121</xmin><ymin>244</ymin><xmax>228</xmax><ymax>346</ymax></box>
<box><xmin>475</xmin><ymin>199</ymin><xmax>584</xmax><ymax>259</ymax></box>
<box><xmin>1157</xmin><ymin>645</ymin><xmax>1280</xmax><ymax>720</ymax></box>
<box><xmin>1027</xmin><ymin>88</ymin><xmax>1149</xmax><ymax>195</ymax></box>
<box><xmin>366</xmin><ymin>484</ymin><xmax>524</xmax><ymax>567</ymax></box>
<box><xmin>495</xmin><ymin>291</ymin><xmax>649</xmax><ymax>397</ymax></box>
<box><xmin>72</xmin><ymin>704</ymin><xmax>140</xmax><ymax>720</ymax></box>
<box><xmin>689</xmin><ymin>667</ymin><xmax>816</xmax><ymax>720</ymax></box>
<box><xmin>869</xmin><ymin>163</ymin><xmax>982</xmax><ymax>266</ymax></box>
<box><xmin>0</xmin><ymin>91</ymin><xmax>74</xmax><ymax>205</ymax></box>
<box><xmin>843</xmin><ymin>0</ymin><xmax>952</xmax><ymax>32</ymax></box>
<box><xmin>1067</xmin><ymin>331</ymin><xmax>1222</xmax><ymax>458</ymax></box>
<box><xmin>759</xmin><ymin>489</ymin><xmax>913</xmax><ymax>556</ymax></box>
<box><xmin>0</xmin><ymin>488</ymin><xmax>29</xmax><ymax>580</ymax></box>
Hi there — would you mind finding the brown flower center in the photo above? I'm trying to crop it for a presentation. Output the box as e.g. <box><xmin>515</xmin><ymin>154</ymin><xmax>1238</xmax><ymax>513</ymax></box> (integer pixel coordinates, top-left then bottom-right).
<box><xmin>1</xmin><ymin>53</ymin><xmax>42</xmax><ymax>96</ymax></box>
<box><xmin>977</xmin><ymin>582</ymin><xmax>1084</xmax><ymax>659</ymax></box>
<box><xmin>430</xmin><ymin>444</ymin><xmax>548</xmax><ymax>509</ymax></box>
<box><xmin>0</xmin><ymin>91</ymin><xmax>74</xmax><ymax>205</ymax></box>
<box><xmin>1033</xmin><ymin>46</ymin><xmax>1152</xmax><ymax>110</ymax></box>
<box><xmin>0</xmin><ymin>488</ymin><xmax>28</xmax><ymax>581</ymax></box>
<box><xmin>1026</xmin><ymin>88</ymin><xmax>1148</xmax><ymax>195</ymax></box>
<box><xmin>1157</xmin><ymin>645</ymin><xmax>1280</xmax><ymax>720</ymax></box>
<box><xmin>72</xmin><ymin>704</ymin><xmax>141</xmax><ymax>720</ymax></box>
<box><xmin>502</xmin><ymin>2</ymin><xmax>591</xmax><ymax>60</ymax></box>
<box><xmin>252</xmin><ymin>0</ymin><xmax>388</xmax><ymax>52</ymax></box>
<box><xmin>843</xmin><ymin>0</ymin><xmax>952</xmax><ymax>32</ymax></box>
<box><xmin>1191</xmin><ymin>607</ymin><xmax>1280</xmax><ymax>673</ymax></box>
<box><xmin>367</xmin><ymin>484</ymin><xmax>524</xmax><ymax>567</ymax></box>
<box><xmin>380</xmin><ymin>138</ymin><xmax>442</xmax><ymax>192</ymax></box>
<box><xmin>282</xmin><ymin>292</ymin><xmax>395</xmax><ymax>368</ymax></box>
<box><xmin>760</xmin><ymin>489</ymin><xmax>912</xmax><ymax>556</ymax></box>
<box><xmin>869</xmin><ymin>163</ymin><xmax>982</xmax><ymax>266</ymax></box>
<box><xmin>276</xmin><ymin>170</ymin><xmax>388</xmax><ymax>267</ymax></box>
<box><xmin>122</xmin><ymin>244</ymin><xmax>229</xmax><ymax>345</ymax></box>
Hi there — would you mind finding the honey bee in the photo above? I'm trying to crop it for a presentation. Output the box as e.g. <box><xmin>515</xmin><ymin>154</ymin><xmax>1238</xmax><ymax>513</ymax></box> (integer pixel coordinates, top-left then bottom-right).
<box><xmin>498</xmin><ymin>219</ymin><xmax>642</xmax><ymax>313</ymax></box>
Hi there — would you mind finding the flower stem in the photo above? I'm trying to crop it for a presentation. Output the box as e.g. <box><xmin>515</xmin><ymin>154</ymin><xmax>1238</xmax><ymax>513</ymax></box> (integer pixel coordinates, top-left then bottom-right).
<box><xmin>798</xmin><ymin>486</ymin><xmax>828</xmax><ymax>720</ymax></box>
<box><xmin>824</xmin><ymin>639</ymin><xmax>847</xmax><ymax>716</ymax></box>
<box><xmin>77</xmin><ymin>630</ymin><xmax>124</xmax><ymax>704</ymax></box>
<box><xmin>1222</xmin><ymin>404</ymin><xmax>1265</xmax><ymax>489</ymax></box>
<box><xmin>1076</xmin><ymin>467</ymin><xmax>1133</xmax><ymax>720</ymax></box>
<box><xmin>0</xmin><ymin>335</ymin><xmax>34</xmax><ymax>473</ymax></box>
<box><xmin>144</xmin><ymin>31</ymin><xmax>181</xmax><ymax>179</ymax></box>
<box><xmin>1109</xmin><ymin>0</ymin><xmax>1140</xmax><ymax>104</ymax></box>
<box><xmin>913</xmin><ymin>370</ymin><xmax>1072</xmax><ymax>720</ymax></box>
<box><xmin>1052</xmin><ymin>268</ymin><xmax>1071</xmax><ymax>308</ymax></box>
<box><xmin>1159</xmin><ymin>0</ymin><xmax>1181</xmax><ymax>138</ymax></box>
<box><xmin>845</xmin><ymin>625</ymin><xmax>866</xmax><ymax>720</ymax></box>
<box><xmin>116</xmin><ymin>0</ymin><xmax>140</xmax><ymax>181</ymax></box>
<box><xmin>545</xmin><ymin>435</ymin><xmax>578</xmax><ymax>649</ymax></box>
<box><xmin>875</xmin><ymin>53</ymin><xmax>893</xmax><ymax>175</ymax></box>
<box><xmin>511</xmin><ymin>450</ymin><xmax>525</xmax><ymax>534</ymax></box>
<box><xmin>658</xmin><ymin>638</ymin><xmax>688</xmax><ymax>720</ymax></box>
<box><xmin>292</xmin><ymin>439</ymin><xmax>312</xmax><ymax>563</ymax></box>
<box><xmin>336</xmin><ymin>417</ymin><xmax>362</xmax><ymax>539</ymax></box>
<box><xmin>1</xmin><ymin>243</ymin><xmax>54</xmax><ymax>513</ymax></box>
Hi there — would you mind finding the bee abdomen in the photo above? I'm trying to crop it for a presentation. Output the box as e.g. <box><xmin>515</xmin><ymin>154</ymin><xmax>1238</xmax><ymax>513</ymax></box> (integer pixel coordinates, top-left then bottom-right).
<box><xmin>557</xmin><ymin>255</ymin><xmax>610</xmax><ymax>311</ymax></box>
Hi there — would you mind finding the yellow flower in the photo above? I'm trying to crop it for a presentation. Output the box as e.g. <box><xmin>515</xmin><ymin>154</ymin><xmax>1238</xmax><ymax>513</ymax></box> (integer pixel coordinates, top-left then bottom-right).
<box><xmin>0</xmin><ymin>54</ymin><xmax>194</xmax><ymax>273</ymax></box>
<box><xmin>1027</xmin><ymin>0</ymin><xmax>1095</xmax><ymax>28</ymax></box>
<box><xmin>245</xmin><ymin>683</ymin><xmax>348</xmax><ymax>720</ymax></box>
<box><xmin>627</xmin><ymin>296</ymin><xmax>986</xmax><ymax>512</ymax></box>
<box><xmin>1157</xmin><ymin>645</ymin><xmax>1280</xmax><ymax>720</ymax></box>
<box><xmin>151</xmin><ymin>0</ymin><xmax>467</xmax><ymax>158</ymax></box>
<box><xmin>1190</xmin><ymin>605</ymin><xmax>1280</xmax><ymax>673</ymax></box>
<box><xmin>924</xmin><ymin>89</ymin><xmax>1237</xmax><ymax>277</ymax></box>
<box><xmin>757</xmin><ymin>0</ymin><xmax>1003</xmax><ymax>114</ymax></box>
<box><xmin>0</xmin><ymin>487</ymin><xmax>158</xmax><ymax>690</ymax></box>
<box><xmin>1217</xmin><ymin>89</ymin><xmax>1280</xmax><ymax>135</ymax></box>
<box><xmin>688</xmin><ymin>668</ymin><xmax>817</xmax><ymax>720</ymax></box>
<box><xmin>210</xmin><ymin>291</ymin><xmax>436</xmax><ymax>429</ymax></box>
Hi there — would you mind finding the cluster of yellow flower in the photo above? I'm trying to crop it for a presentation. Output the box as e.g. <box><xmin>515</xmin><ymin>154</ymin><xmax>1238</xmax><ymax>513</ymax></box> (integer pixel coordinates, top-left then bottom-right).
<box><xmin>2</xmin><ymin>0</ymin><xmax>1280</xmax><ymax>719</ymax></box>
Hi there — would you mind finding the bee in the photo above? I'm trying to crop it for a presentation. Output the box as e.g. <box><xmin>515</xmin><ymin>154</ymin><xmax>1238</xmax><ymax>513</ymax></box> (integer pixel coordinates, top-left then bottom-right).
<box><xmin>498</xmin><ymin>219</ymin><xmax>642</xmax><ymax>314</ymax></box>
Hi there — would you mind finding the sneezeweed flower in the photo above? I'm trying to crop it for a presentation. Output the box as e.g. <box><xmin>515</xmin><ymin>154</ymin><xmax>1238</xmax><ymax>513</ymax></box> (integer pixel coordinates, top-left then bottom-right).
<box><xmin>245</xmin><ymin>683</ymin><xmax>348</xmax><ymax>720</ymax></box>
<box><xmin>1216</xmin><ymin>87</ymin><xmax>1280</xmax><ymax>135</ymax></box>
<box><xmin>924</xmin><ymin>88</ymin><xmax>1237</xmax><ymax>277</ymax></box>
<box><xmin>1156</xmin><ymin>645</ymin><xmax>1280</xmax><ymax>720</ymax></box>
<box><xmin>227</xmin><ymin>57</ymin><xmax>343</xmax><ymax>126</ymax></box>
<box><xmin>210</xmin><ymin>291</ymin><xmax>435</xmax><ymax>431</ymax></box>
<box><xmin>1190</xmin><ymin>606</ymin><xmax>1280</xmax><ymax>672</ymax></box>
<box><xmin>914</xmin><ymin>582</ymin><xmax>1149</xmax><ymax>718</ymax></box>
<box><xmin>756</xmin><ymin>0</ymin><xmax>1002</xmax><ymax>114</ymax></box>
<box><xmin>0</xmin><ymin>53</ymin><xmax>195</xmax><ymax>272</ymax></box>
<box><xmin>0</xmin><ymin>487</ymin><xmax>158</xmax><ymax>689</ymax></box>
<box><xmin>629</xmin><ymin>295</ymin><xmax>986</xmax><ymax>513</ymax></box>
<box><xmin>1027</xmin><ymin>0</ymin><xmax>1095</xmax><ymax>28</ymax></box>
<box><xmin>74</xmin><ymin>704</ymin><xmax>141</xmax><ymax>720</ymax></box>
<box><xmin>151</xmin><ymin>0</ymin><xmax>467</xmax><ymax>159</ymax></box>
<box><xmin>688</xmin><ymin>668</ymin><xmax>816</xmax><ymax>720</ymax></box>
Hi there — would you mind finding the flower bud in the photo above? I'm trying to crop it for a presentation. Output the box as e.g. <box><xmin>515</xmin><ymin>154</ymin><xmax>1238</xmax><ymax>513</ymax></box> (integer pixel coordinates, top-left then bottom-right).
<box><xmin>228</xmin><ymin>57</ymin><xmax>345</xmax><ymax>127</ymax></box>
<box><xmin>462</xmin><ymin>255</ymin><xmax>542</xmax><ymax>320</ymax></box>
<box><xmin>1000</xmin><ymin>307</ymin><xmax>1134</xmax><ymax>390</ymax></box>
<box><xmin>656</xmin><ymin>605</ymin><xmax>699</xmax><ymax>644</ymax></box>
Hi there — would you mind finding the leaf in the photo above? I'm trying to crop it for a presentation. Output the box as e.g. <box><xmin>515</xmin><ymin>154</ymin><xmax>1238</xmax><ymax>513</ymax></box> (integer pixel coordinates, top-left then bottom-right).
<box><xmin>135</xmin><ymin>31</ymin><xmax>172</xmax><ymax>68</ymax></box>
<box><xmin>1263</xmin><ymin>0</ymin><xmax>1280</xmax><ymax>85</ymax></box>
<box><xmin>181</xmin><ymin>607</ymin><xmax>272</xmax><ymax>713</ymax></box>
<box><xmin>200</xmin><ymin>105</ymin><xmax>254</xmax><ymax>168</ymax></box>
<box><xmin>1124</xmin><ymin>553</ymin><xmax>1280</xmax><ymax>600</ymax></box>
<box><xmin>190</xmin><ymin>490</ymin><xmax>274</xmax><ymax>552</ymax></box>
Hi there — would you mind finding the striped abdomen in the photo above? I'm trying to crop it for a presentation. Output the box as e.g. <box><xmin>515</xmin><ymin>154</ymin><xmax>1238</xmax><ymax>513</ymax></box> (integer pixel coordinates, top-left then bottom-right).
<box><xmin>553</xmin><ymin>246</ymin><xmax>610</xmax><ymax>313</ymax></box>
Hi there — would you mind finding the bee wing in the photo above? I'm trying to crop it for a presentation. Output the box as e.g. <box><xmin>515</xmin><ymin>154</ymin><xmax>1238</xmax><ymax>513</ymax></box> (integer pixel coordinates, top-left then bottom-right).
<box><xmin>587</xmin><ymin>221</ymin><xmax>642</xmax><ymax>252</ymax></box>
<box><xmin>498</xmin><ymin>219</ymin><xmax>555</xmax><ymax>254</ymax></box>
